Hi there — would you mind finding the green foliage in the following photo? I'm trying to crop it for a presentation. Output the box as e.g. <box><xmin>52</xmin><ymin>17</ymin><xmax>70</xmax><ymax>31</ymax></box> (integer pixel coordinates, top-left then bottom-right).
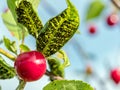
<box><xmin>43</xmin><ymin>80</ymin><xmax>94</xmax><ymax>90</ymax></box>
<box><xmin>2</xmin><ymin>0</ymin><xmax>41</xmax><ymax>40</ymax></box>
<box><xmin>48</xmin><ymin>57</ymin><xmax>64</xmax><ymax>78</ymax></box>
<box><xmin>7</xmin><ymin>0</ymin><xmax>40</xmax><ymax>22</ymax></box>
<box><xmin>58</xmin><ymin>50</ymin><xmax>70</xmax><ymax>68</ymax></box>
<box><xmin>37</xmin><ymin>0</ymin><xmax>80</xmax><ymax>57</ymax></box>
<box><xmin>27</xmin><ymin>0</ymin><xmax>41</xmax><ymax>10</ymax></box>
<box><xmin>86</xmin><ymin>0</ymin><xmax>105</xmax><ymax>20</ymax></box>
<box><xmin>2</xmin><ymin>10</ymin><xmax>26</xmax><ymax>40</ymax></box>
<box><xmin>3</xmin><ymin>37</ymin><xmax>17</xmax><ymax>55</ymax></box>
<box><xmin>16</xmin><ymin>0</ymin><xmax>43</xmax><ymax>38</ymax></box>
<box><xmin>1</xmin><ymin>0</ymin><xmax>94</xmax><ymax>89</ymax></box>
<box><xmin>7</xmin><ymin>0</ymin><xmax>17</xmax><ymax>22</ymax></box>
<box><xmin>0</xmin><ymin>56</ymin><xmax>15</xmax><ymax>79</ymax></box>
<box><xmin>76</xmin><ymin>30</ymin><xmax>80</xmax><ymax>34</ymax></box>
<box><xmin>19</xmin><ymin>44</ymin><xmax>30</xmax><ymax>52</ymax></box>
<box><xmin>48</xmin><ymin>50</ymin><xmax>70</xmax><ymax>79</ymax></box>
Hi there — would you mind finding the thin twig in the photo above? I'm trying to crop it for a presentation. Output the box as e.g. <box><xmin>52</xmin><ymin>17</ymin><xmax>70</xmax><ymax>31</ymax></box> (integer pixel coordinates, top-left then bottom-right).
<box><xmin>0</xmin><ymin>48</ymin><xmax>16</xmax><ymax>61</ymax></box>
<box><xmin>22</xmin><ymin>29</ymin><xmax>25</xmax><ymax>44</ymax></box>
<box><xmin>45</xmin><ymin>70</ymin><xmax>64</xmax><ymax>80</ymax></box>
<box><xmin>111</xmin><ymin>0</ymin><xmax>120</xmax><ymax>9</ymax></box>
<box><xmin>16</xmin><ymin>80</ymin><xmax>26</xmax><ymax>90</ymax></box>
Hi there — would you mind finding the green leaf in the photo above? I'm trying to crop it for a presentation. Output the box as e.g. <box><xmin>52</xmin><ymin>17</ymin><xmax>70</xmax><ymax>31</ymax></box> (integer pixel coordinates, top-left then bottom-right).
<box><xmin>76</xmin><ymin>30</ymin><xmax>80</xmax><ymax>34</ymax></box>
<box><xmin>16</xmin><ymin>0</ymin><xmax>43</xmax><ymax>38</ymax></box>
<box><xmin>3</xmin><ymin>37</ymin><xmax>17</xmax><ymax>55</ymax></box>
<box><xmin>86</xmin><ymin>0</ymin><xmax>105</xmax><ymax>20</ymax></box>
<box><xmin>37</xmin><ymin>0</ymin><xmax>80</xmax><ymax>57</ymax></box>
<box><xmin>43</xmin><ymin>80</ymin><xmax>94</xmax><ymax>90</ymax></box>
<box><xmin>5</xmin><ymin>0</ymin><xmax>41</xmax><ymax>40</ymax></box>
<box><xmin>7</xmin><ymin>0</ymin><xmax>17</xmax><ymax>22</ymax></box>
<box><xmin>19</xmin><ymin>44</ymin><xmax>30</xmax><ymax>52</ymax></box>
<box><xmin>58</xmin><ymin>50</ymin><xmax>70</xmax><ymax>68</ymax></box>
<box><xmin>48</xmin><ymin>57</ymin><xmax>64</xmax><ymax>78</ymax></box>
<box><xmin>2</xmin><ymin>10</ymin><xmax>27</xmax><ymax>40</ymax></box>
<box><xmin>27</xmin><ymin>0</ymin><xmax>41</xmax><ymax>10</ymax></box>
<box><xmin>7</xmin><ymin>0</ymin><xmax>40</xmax><ymax>22</ymax></box>
<box><xmin>0</xmin><ymin>56</ymin><xmax>15</xmax><ymax>79</ymax></box>
<box><xmin>47</xmin><ymin>50</ymin><xmax>70</xmax><ymax>78</ymax></box>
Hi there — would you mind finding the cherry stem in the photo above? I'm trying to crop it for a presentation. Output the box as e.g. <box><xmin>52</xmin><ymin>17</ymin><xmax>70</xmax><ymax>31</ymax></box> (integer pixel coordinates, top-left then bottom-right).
<box><xmin>45</xmin><ymin>70</ymin><xmax>64</xmax><ymax>80</ymax></box>
<box><xmin>0</xmin><ymin>48</ymin><xmax>16</xmax><ymax>61</ymax></box>
<box><xmin>16</xmin><ymin>80</ymin><xmax>26</xmax><ymax>90</ymax></box>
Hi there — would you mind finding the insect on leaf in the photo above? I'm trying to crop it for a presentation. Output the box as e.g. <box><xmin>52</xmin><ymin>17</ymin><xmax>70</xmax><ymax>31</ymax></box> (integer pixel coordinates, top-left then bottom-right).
<box><xmin>0</xmin><ymin>56</ymin><xmax>15</xmax><ymax>79</ymax></box>
<box><xmin>37</xmin><ymin>0</ymin><xmax>80</xmax><ymax>57</ymax></box>
<box><xmin>16</xmin><ymin>0</ymin><xmax>43</xmax><ymax>38</ymax></box>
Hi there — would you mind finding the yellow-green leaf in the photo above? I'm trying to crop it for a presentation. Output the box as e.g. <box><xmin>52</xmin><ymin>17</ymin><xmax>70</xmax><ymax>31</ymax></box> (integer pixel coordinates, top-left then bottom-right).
<box><xmin>19</xmin><ymin>44</ymin><xmax>30</xmax><ymax>52</ymax></box>
<box><xmin>0</xmin><ymin>56</ymin><xmax>15</xmax><ymax>79</ymax></box>
<box><xmin>86</xmin><ymin>0</ymin><xmax>105</xmax><ymax>20</ymax></box>
<box><xmin>37</xmin><ymin>0</ymin><xmax>80</xmax><ymax>57</ymax></box>
<box><xmin>3</xmin><ymin>37</ymin><xmax>17</xmax><ymax>55</ymax></box>
<box><xmin>2</xmin><ymin>10</ymin><xmax>25</xmax><ymax>40</ymax></box>
<box><xmin>16</xmin><ymin>0</ymin><xmax>43</xmax><ymax>38</ymax></box>
<box><xmin>43</xmin><ymin>80</ymin><xmax>94</xmax><ymax>90</ymax></box>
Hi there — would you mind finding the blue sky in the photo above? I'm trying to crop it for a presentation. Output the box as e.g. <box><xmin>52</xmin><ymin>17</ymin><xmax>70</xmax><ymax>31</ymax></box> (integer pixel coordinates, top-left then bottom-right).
<box><xmin>0</xmin><ymin>0</ymin><xmax>120</xmax><ymax>90</ymax></box>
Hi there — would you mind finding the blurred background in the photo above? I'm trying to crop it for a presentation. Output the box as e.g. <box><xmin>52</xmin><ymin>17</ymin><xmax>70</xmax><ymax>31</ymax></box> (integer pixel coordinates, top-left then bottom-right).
<box><xmin>0</xmin><ymin>0</ymin><xmax>120</xmax><ymax>90</ymax></box>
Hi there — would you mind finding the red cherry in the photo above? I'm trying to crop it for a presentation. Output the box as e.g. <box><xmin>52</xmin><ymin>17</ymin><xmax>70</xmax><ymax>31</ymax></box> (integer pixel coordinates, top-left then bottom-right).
<box><xmin>88</xmin><ymin>25</ymin><xmax>96</xmax><ymax>34</ymax></box>
<box><xmin>14</xmin><ymin>51</ymin><xmax>46</xmax><ymax>82</ymax></box>
<box><xmin>110</xmin><ymin>68</ymin><xmax>120</xmax><ymax>84</ymax></box>
<box><xmin>107</xmin><ymin>14</ymin><xmax>119</xmax><ymax>26</ymax></box>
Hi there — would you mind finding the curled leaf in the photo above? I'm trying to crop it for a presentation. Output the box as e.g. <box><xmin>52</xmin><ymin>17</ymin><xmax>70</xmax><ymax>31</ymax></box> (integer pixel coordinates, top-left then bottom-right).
<box><xmin>47</xmin><ymin>50</ymin><xmax>70</xmax><ymax>79</ymax></box>
<box><xmin>48</xmin><ymin>57</ymin><xmax>64</xmax><ymax>78</ymax></box>
<box><xmin>58</xmin><ymin>50</ymin><xmax>70</xmax><ymax>68</ymax></box>
<box><xmin>37</xmin><ymin>0</ymin><xmax>80</xmax><ymax>57</ymax></box>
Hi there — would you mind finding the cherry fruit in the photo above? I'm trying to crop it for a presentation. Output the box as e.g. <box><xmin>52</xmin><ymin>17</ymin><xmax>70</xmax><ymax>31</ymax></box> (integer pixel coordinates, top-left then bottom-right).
<box><xmin>14</xmin><ymin>51</ymin><xmax>46</xmax><ymax>82</ymax></box>
<box><xmin>107</xmin><ymin>14</ymin><xmax>119</xmax><ymax>26</ymax></box>
<box><xmin>88</xmin><ymin>25</ymin><xmax>97</xmax><ymax>35</ymax></box>
<box><xmin>110</xmin><ymin>68</ymin><xmax>120</xmax><ymax>84</ymax></box>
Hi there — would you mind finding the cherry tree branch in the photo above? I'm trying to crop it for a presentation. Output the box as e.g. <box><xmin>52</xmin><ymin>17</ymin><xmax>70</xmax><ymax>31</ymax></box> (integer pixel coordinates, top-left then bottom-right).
<box><xmin>45</xmin><ymin>70</ymin><xmax>64</xmax><ymax>80</ymax></box>
<box><xmin>111</xmin><ymin>0</ymin><xmax>120</xmax><ymax>9</ymax></box>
